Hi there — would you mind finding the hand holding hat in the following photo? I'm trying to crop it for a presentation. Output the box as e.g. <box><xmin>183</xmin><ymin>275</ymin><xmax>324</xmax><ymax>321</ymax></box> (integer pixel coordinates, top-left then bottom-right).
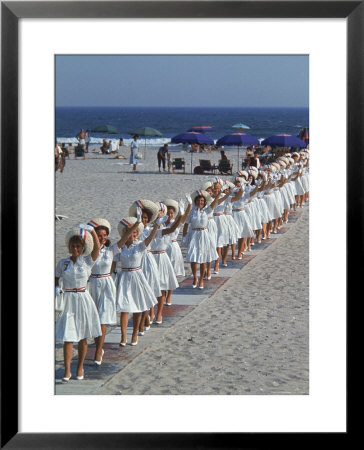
<box><xmin>222</xmin><ymin>183</ymin><xmax>229</xmax><ymax>191</ymax></box>
<box><xmin>136</xmin><ymin>206</ymin><xmax>142</xmax><ymax>222</ymax></box>
<box><xmin>78</xmin><ymin>223</ymin><xmax>94</xmax><ymax>233</ymax></box>
<box><xmin>185</xmin><ymin>193</ymin><xmax>192</xmax><ymax>205</ymax></box>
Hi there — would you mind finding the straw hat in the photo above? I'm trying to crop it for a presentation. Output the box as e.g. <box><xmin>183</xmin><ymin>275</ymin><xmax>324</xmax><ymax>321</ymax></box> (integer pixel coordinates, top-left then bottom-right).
<box><xmin>212</xmin><ymin>176</ymin><xmax>224</xmax><ymax>187</ymax></box>
<box><xmin>288</xmin><ymin>157</ymin><xmax>294</xmax><ymax>164</ymax></box>
<box><xmin>161</xmin><ymin>198</ymin><xmax>179</xmax><ymax>213</ymax></box>
<box><xmin>278</xmin><ymin>160</ymin><xmax>287</xmax><ymax>168</ymax></box>
<box><xmin>117</xmin><ymin>216</ymin><xmax>144</xmax><ymax>238</ymax></box>
<box><xmin>272</xmin><ymin>162</ymin><xmax>281</xmax><ymax>171</ymax></box>
<box><xmin>248</xmin><ymin>166</ymin><xmax>259</xmax><ymax>174</ymax></box>
<box><xmin>65</xmin><ymin>226</ymin><xmax>94</xmax><ymax>256</ymax></box>
<box><xmin>278</xmin><ymin>156</ymin><xmax>289</xmax><ymax>165</ymax></box>
<box><xmin>128</xmin><ymin>199</ymin><xmax>159</xmax><ymax>223</ymax></box>
<box><xmin>236</xmin><ymin>170</ymin><xmax>249</xmax><ymax>179</ymax></box>
<box><xmin>222</xmin><ymin>181</ymin><xmax>235</xmax><ymax>190</ymax></box>
<box><xmin>88</xmin><ymin>218</ymin><xmax>111</xmax><ymax>234</ymax></box>
<box><xmin>247</xmin><ymin>168</ymin><xmax>258</xmax><ymax>178</ymax></box>
<box><xmin>292</xmin><ymin>152</ymin><xmax>299</xmax><ymax>158</ymax></box>
<box><xmin>190</xmin><ymin>189</ymin><xmax>212</xmax><ymax>204</ymax></box>
<box><xmin>202</xmin><ymin>181</ymin><xmax>213</xmax><ymax>191</ymax></box>
<box><xmin>232</xmin><ymin>176</ymin><xmax>244</xmax><ymax>185</ymax></box>
<box><xmin>265</xmin><ymin>164</ymin><xmax>277</xmax><ymax>172</ymax></box>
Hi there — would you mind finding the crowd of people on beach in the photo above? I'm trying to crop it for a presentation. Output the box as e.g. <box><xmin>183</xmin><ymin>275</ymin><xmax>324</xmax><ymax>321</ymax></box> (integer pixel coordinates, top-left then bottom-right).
<box><xmin>55</xmin><ymin>149</ymin><xmax>309</xmax><ymax>382</ymax></box>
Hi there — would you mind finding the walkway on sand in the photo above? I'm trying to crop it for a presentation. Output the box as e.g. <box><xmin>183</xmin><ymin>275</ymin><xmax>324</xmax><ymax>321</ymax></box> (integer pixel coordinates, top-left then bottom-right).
<box><xmin>55</xmin><ymin>209</ymin><xmax>305</xmax><ymax>395</ymax></box>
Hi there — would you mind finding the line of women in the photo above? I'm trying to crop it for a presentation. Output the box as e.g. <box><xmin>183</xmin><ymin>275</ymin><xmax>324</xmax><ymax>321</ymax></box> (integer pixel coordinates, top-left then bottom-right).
<box><xmin>55</xmin><ymin>150</ymin><xmax>309</xmax><ymax>382</ymax></box>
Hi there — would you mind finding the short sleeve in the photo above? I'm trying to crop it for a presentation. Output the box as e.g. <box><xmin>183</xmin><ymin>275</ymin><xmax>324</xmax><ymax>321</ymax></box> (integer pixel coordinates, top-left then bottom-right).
<box><xmin>136</xmin><ymin>240</ymin><xmax>146</xmax><ymax>253</ymax></box>
<box><xmin>55</xmin><ymin>258</ymin><xmax>65</xmax><ymax>277</ymax></box>
<box><xmin>203</xmin><ymin>205</ymin><xmax>212</xmax><ymax>215</ymax></box>
<box><xmin>109</xmin><ymin>242</ymin><xmax>121</xmax><ymax>257</ymax></box>
<box><xmin>83</xmin><ymin>254</ymin><xmax>95</xmax><ymax>268</ymax></box>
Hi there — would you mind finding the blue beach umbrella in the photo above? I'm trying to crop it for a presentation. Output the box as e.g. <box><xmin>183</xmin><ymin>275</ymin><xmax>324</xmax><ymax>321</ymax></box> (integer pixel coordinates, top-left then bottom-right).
<box><xmin>171</xmin><ymin>132</ymin><xmax>214</xmax><ymax>173</ymax></box>
<box><xmin>216</xmin><ymin>133</ymin><xmax>259</xmax><ymax>168</ymax></box>
<box><xmin>232</xmin><ymin>123</ymin><xmax>250</xmax><ymax>130</ymax></box>
<box><xmin>261</xmin><ymin>134</ymin><xmax>306</xmax><ymax>149</ymax></box>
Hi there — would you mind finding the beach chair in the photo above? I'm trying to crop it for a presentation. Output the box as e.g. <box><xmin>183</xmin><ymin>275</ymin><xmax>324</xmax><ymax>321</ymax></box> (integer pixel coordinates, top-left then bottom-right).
<box><xmin>199</xmin><ymin>159</ymin><xmax>215</xmax><ymax>174</ymax></box>
<box><xmin>218</xmin><ymin>159</ymin><xmax>233</xmax><ymax>175</ymax></box>
<box><xmin>75</xmin><ymin>145</ymin><xmax>85</xmax><ymax>158</ymax></box>
<box><xmin>172</xmin><ymin>157</ymin><xmax>185</xmax><ymax>173</ymax></box>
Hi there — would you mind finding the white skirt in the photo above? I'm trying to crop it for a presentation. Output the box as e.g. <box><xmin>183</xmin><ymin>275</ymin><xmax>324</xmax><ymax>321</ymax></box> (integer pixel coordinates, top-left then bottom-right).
<box><xmin>224</xmin><ymin>214</ymin><xmax>239</xmax><ymax>245</ymax></box>
<box><xmin>280</xmin><ymin>185</ymin><xmax>291</xmax><ymax>210</ymax></box>
<box><xmin>55</xmin><ymin>291</ymin><xmax>102</xmax><ymax>342</ymax></box>
<box><xmin>264</xmin><ymin>193</ymin><xmax>281</xmax><ymax>220</ymax></box>
<box><xmin>166</xmin><ymin>241</ymin><xmax>185</xmax><ymax>277</ymax></box>
<box><xmin>256</xmin><ymin>197</ymin><xmax>270</xmax><ymax>224</ymax></box>
<box><xmin>213</xmin><ymin>214</ymin><xmax>229</xmax><ymax>247</ymax></box>
<box><xmin>294</xmin><ymin>178</ymin><xmax>305</xmax><ymax>195</ymax></box>
<box><xmin>150</xmin><ymin>251</ymin><xmax>179</xmax><ymax>291</ymax></box>
<box><xmin>186</xmin><ymin>229</ymin><xmax>219</xmax><ymax>263</ymax></box>
<box><xmin>246</xmin><ymin>201</ymin><xmax>262</xmax><ymax>231</ymax></box>
<box><xmin>232</xmin><ymin>209</ymin><xmax>255</xmax><ymax>238</ymax></box>
<box><xmin>88</xmin><ymin>276</ymin><xmax>117</xmax><ymax>325</ymax></box>
<box><xmin>301</xmin><ymin>173</ymin><xmax>309</xmax><ymax>192</ymax></box>
<box><xmin>116</xmin><ymin>270</ymin><xmax>158</xmax><ymax>313</ymax></box>
<box><xmin>141</xmin><ymin>251</ymin><xmax>162</xmax><ymax>298</ymax></box>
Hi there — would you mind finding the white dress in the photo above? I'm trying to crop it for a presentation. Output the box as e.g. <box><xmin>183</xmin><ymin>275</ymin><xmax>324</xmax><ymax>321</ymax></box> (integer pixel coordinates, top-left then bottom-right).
<box><xmin>87</xmin><ymin>243</ymin><xmax>119</xmax><ymax>325</ymax></box>
<box><xmin>114</xmin><ymin>241</ymin><xmax>158</xmax><ymax>313</ymax></box>
<box><xmin>292</xmin><ymin>163</ymin><xmax>305</xmax><ymax>195</ymax></box>
<box><xmin>206</xmin><ymin>208</ymin><xmax>218</xmax><ymax>248</ymax></box>
<box><xmin>165</xmin><ymin>220</ymin><xmax>185</xmax><ymax>277</ymax></box>
<box><xmin>186</xmin><ymin>206</ymin><xmax>219</xmax><ymax>263</ymax></box>
<box><xmin>212</xmin><ymin>196</ymin><xmax>229</xmax><ymax>247</ymax></box>
<box><xmin>223</xmin><ymin>197</ymin><xmax>239</xmax><ymax>245</ymax></box>
<box><xmin>139</xmin><ymin>225</ymin><xmax>162</xmax><ymax>298</ymax></box>
<box><xmin>263</xmin><ymin>186</ymin><xmax>281</xmax><ymax>221</ymax></box>
<box><xmin>148</xmin><ymin>229</ymin><xmax>179</xmax><ymax>291</ymax></box>
<box><xmin>301</xmin><ymin>167</ymin><xmax>309</xmax><ymax>193</ymax></box>
<box><xmin>245</xmin><ymin>186</ymin><xmax>262</xmax><ymax>231</ymax></box>
<box><xmin>55</xmin><ymin>255</ymin><xmax>102</xmax><ymax>342</ymax></box>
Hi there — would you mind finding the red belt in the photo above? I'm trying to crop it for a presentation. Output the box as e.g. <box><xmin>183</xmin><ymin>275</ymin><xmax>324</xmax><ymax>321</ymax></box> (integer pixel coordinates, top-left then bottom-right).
<box><xmin>90</xmin><ymin>273</ymin><xmax>111</xmax><ymax>278</ymax></box>
<box><xmin>213</xmin><ymin>213</ymin><xmax>223</xmax><ymax>216</ymax></box>
<box><xmin>232</xmin><ymin>208</ymin><xmax>244</xmax><ymax>212</ymax></box>
<box><xmin>171</xmin><ymin>239</ymin><xmax>177</xmax><ymax>243</ymax></box>
<box><xmin>192</xmin><ymin>227</ymin><xmax>206</xmax><ymax>231</ymax></box>
<box><xmin>149</xmin><ymin>250</ymin><xmax>166</xmax><ymax>254</ymax></box>
<box><xmin>122</xmin><ymin>267</ymin><xmax>141</xmax><ymax>272</ymax></box>
<box><xmin>224</xmin><ymin>212</ymin><xmax>231</xmax><ymax>215</ymax></box>
<box><xmin>64</xmin><ymin>287</ymin><xmax>86</xmax><ymax>293</ymax></box>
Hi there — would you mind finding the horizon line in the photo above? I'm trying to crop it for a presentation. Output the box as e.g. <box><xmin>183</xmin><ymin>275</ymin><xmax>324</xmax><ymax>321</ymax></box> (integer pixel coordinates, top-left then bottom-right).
<box><xmin>56</xmin><ymin>105</ymin><xmax>309</xmax><ymax>109</ymax></box>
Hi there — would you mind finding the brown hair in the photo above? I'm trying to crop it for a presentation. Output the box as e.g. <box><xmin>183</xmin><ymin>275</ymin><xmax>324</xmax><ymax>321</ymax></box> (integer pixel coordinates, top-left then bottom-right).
<box><xmin>68</xmin><ymin>235</ymin><xmax>85</xmax><ymax>251</ymax></box>
<box><xmin>95</xmin><ymin>226</ymin><xmax>111</xmax><ymax>247</ymax></box>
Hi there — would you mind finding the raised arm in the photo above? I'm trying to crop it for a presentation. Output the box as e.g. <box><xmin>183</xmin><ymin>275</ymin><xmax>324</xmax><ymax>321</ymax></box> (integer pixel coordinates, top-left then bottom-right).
<box><xmin>116</xmin><ymin>221</ymin><xmax>140</xmax><ymax>249</ymax></box>
<box><xmin>231</xmin><ymin>187</ymin><xmax>244</xmax><ymax>203</ymax></box>
<box><xmin>144</xmin><ymin>222</ymin><xmax>160</xmax><ymax>247</ymax></box>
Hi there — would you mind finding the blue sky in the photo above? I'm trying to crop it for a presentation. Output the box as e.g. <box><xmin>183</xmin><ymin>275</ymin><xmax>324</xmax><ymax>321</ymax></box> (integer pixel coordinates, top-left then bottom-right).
<box><xmin>56</xmin><ymin>55</ymin><xmax>308</xmax><ymax>107</ymax></box>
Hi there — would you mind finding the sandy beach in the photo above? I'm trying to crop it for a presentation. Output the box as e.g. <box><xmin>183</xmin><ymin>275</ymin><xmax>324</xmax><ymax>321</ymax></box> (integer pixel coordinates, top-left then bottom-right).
<box><xmin>55</xmin><ymin>144</ymin><xmax>309</xmax><ymax>395</ymax></box>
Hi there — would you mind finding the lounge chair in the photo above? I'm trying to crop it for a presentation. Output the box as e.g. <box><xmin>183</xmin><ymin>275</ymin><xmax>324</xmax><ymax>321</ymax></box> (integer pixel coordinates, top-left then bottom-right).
<box><xmin>199</xmin><ymin>159</ymin><xmax>215</xmax><ymax>174</ymax></box>
<box><xmin>172</xmin><ymin>157</ymin><xmax>186</xmax><ymax>173</ymax></box>
<box><xmin>218</xmin><ymin>159</ymin><xmax>233</xmax><ymax>175</ymax></box>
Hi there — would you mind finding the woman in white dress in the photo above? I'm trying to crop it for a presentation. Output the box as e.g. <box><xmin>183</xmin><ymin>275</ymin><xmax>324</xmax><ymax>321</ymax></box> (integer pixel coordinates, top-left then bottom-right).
<box><xmin>55</xmin><ymin>224</ymin><xmax>101</xmax><ymax>382</ymax></box>
<box><xmin>221</xmin><ymin>182</ymin><xmax>240</xmax><ymax>266</ymax></box>
<box><xmin>161</xmin><ymin>198</ymin><xmax>192</xmax><ymax>305</ymax></box>
<box><xmin>183</xmin><ymin>190</ymin><xmax>220</xmax><ymax>288</ymax></box>
<box><xmin>114</xmin><ymin>213</ymin><xmax>160</xmax><ymax>346</ymax></box>
<box><xmin>211</xmin><ymin>179</ymin><xmax>230</xmax><ymax>273</ymax></box>
<box><xmin>291</xmin><ymin>152</ymin><xmax>305</xmax><ymax>208</ymax></box>
<box><xmin>201</xmin><ymin>182</ymin><xmax>218</xmax><ymax>280</ymax></box>
<box><xmin>86</xmin><ymin>218</ymin><xmax>120</xmax><ymax>366</ymax></box>
<box><xmin>127</xmin><ymin>199</ymin><xmax>161</xmax><ymax>333</ymax></box>
<box><xmin>147</xmin><ymin>202</ymin><xmax>186</xmax><ymax>324</ymax></box>
<box><xmin>262</xmin><ymin>166</ymin><xmax>282</xmax><ymax>237</ymax></box>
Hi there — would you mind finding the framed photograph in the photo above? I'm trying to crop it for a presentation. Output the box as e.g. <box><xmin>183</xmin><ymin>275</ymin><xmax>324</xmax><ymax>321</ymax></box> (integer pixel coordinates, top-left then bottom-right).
<box><xmin>2</xmin><ymin>1</ymin><xmax>358</xmax><ymax>447</ymax></box>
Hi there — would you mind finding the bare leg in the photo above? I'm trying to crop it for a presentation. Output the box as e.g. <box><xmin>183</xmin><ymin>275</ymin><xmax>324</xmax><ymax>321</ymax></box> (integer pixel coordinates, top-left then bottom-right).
<box><xmin>231</xmin><ymin>243</ymin><xmax>236</xmax><ymax>259</ymax></box>
<box><xmin>262</xmin><ymin>223</ymin><xmax>267</xmax><ymax>239</ymax></box>
<box><xmin>120</xmin><ymin>312</ymin><xmax>129</xmax><ymax>345</ymax></box>
<box><xmin>76</xmin><ymin>339</ymin><xmax>88</xmax><ymax>377</ymax></box>
<box><xmin>238</xmin><ymin>237</ymin><xmax>246</xmax><ymax>258</ymax></box>
<box><xmin>94</xmin><ymin>324</ymin><xmax>106</xmax><ymax>362</ymax></box>
<box><xmin>139</xmin><ymin>311</ymin><xmax>149</xmax><ymax>333</ymax></box>
<box><xmin>256</xmin><ymin>229</ymin><xmax>262</xmax><ymax>243</ymax></box>
<box><xmin>191</xmin><ymin>262</ymin><xmax>198</xmax><ymax>286</ymax></box>
<box><xmin>199</xmin><ymin>263</ymin><xmax>206</xmax><ymax>288</ymax></box>
<box><xmin>214</xmin><ymin>248</ymin><xmax>222</xmax><ymax>272</ymax></box>
<box><xmin>165</xmin><ymin>289</ymin><xmax>173</xmax><ymax>305</ymax></box>
<box><xmin>63</xmin><ymin>342</ymin><xmax>73</xmax><ymax>379</ymax></box>
<box><xmin>206</xmin><ymin>262</ymin><xmax>212</xmax><ymax>279</ymax></box>
<box><xmin>222</xmin><ymin>246</ymin><xmax>229</xmax><ymax>265</ymax></box>
<box><xmin>149</xmin><ymin>306</ymin><xmax>155</xmax><ymax>324</ymax></box>
<box><xmin>155</xmin><ymin>293</ymin><xmax>165</xmax><ymax>322</ymax></box>
<box><xmin>131</xmin><ymin>313</ymin><xmax>142</xmax><ymax>344</ymax></box>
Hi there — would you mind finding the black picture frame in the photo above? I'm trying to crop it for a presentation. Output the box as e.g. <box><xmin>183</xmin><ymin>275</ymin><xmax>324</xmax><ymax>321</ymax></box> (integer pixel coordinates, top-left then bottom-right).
<box><xmin>1</xmin><ymin>1</ymin><xmax>357</xmax><ymax>448</ymax></box>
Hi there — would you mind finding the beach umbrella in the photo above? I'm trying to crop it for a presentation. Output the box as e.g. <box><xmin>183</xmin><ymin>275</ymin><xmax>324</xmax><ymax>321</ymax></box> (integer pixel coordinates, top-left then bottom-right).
<box><xmin>171</xmin><ymin>132</ymin><xmax>214</xmax><ymax>173</ymax></box>
<box><xmin>128</xmin><ymin>126</ymin><xmax>163</xmax><ymax>158</ymax></box>
<box><xmin>232</xmin><ymin>123</ymin><xmax>250</xmax><ymax>130</ymax></box>
<box><xmin>91</xmin><ymin>124</ymin><xmax>119</xmax><ymax>134</ymax></box>
<box><xmin>216</xmin><ymin>133</ymin><xmax>259</xmax><ymax>169</ymax></box>
<box><xmin>187</xmin><ymin>126</ymin><xmax>214</xmax><ymax>133</ymax></box>
<box><xmin>261</xmin><ymin>134</ymin><xmax>306</xmax><ymax>149</ymax></box>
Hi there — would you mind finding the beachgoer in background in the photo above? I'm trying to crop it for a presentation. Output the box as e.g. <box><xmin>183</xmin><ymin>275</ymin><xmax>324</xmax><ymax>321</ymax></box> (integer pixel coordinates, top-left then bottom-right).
<box><xmin>76</xmin><ymin>129</ymin><xmax>86</xmax><ymax>149</ymax></box>
<box><xmin>157</xmin><ymin>143</ymin><xmax>168</xmax><ymax>172</ymax></box>
<box><xmin>85</xmin><ymin>130</ymin><xmax>90</xmax><ymax>153</ymax></box>
<box><xmin>191</xmin><ymin>143</ymin><xmax>199</xmax><ymax>153</ymax></box>
<box><xmin>130</xmin><ymin>135</ymin><xmax>139</xmax><ymax>172</ymax></box>
<box><xmin>220</xmin><ymin>150</ymin><xmax>228</xmax><ymax>160</ymax></box>
<box><xmin>55</xmin><ymin>224</ymin><xmax>101</xmax><ymax>381</ymax></box>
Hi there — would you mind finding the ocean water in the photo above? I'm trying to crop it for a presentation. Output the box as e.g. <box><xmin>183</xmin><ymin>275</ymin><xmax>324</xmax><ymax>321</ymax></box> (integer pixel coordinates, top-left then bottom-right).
<box><xmin>55</xmin><ymin>106</ymin><xmax>309</xmax><ymax>148</ymax></box>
